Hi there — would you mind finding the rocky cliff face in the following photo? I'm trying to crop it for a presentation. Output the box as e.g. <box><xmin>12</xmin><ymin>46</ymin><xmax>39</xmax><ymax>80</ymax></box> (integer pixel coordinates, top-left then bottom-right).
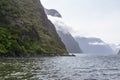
<box><xmin>0</xmin><ymin>0</ymin><xmax>68</xmax><ymax>56</ymax></box>
<box><xmin>45</xmin><ymin>9</ymin><xmax>82</xmax><ymax>53</ymax></box>
<box><xmin>75</xmin><ymin>37</ymin><xmax>115</xmax><ymax>54</ymax></box>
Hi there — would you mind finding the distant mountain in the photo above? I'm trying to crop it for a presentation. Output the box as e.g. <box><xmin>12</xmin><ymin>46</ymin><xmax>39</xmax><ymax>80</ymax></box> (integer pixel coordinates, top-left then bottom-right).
<box><xmin>45</xmin><ymin>9</ymin><xmax>82</xmax><ymax>53</ymax></box>
<box><xmin>58</xmin><ymin>31</ymin><xmax>82</xmax><ymax>53</ymax></box>
<box><xmin>75</xmin><ymin>37</ymin><xmax>115</xmax><ymax>54</ymax></box>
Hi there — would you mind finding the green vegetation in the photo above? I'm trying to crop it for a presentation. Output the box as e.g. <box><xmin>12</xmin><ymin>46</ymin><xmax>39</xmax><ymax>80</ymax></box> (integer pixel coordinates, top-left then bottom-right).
<box><xmin>0</xmin><ymin>0</ymin><xmax>68</xmax><ymax>56</ymax></box>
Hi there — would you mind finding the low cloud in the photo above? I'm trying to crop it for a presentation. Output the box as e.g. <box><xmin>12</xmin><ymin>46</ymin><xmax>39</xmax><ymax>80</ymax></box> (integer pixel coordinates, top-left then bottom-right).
<box><xmin>48</xmin><ymin>15</ymin><xmax>75</xmax><ymax>34</ymax></box>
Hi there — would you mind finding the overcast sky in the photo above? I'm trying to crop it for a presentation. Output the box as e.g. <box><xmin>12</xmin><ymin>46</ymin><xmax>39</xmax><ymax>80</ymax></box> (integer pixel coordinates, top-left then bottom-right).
<box><xmin>41</xmin><ymin>0</ymin><xmax>120</xmax><ymax>44</ymax></box>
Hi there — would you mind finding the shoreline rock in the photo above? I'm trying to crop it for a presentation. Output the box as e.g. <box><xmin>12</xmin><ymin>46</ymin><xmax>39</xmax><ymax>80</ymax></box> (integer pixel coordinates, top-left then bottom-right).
<box><xmin>0</xmin><ymin>53</ymin><xmax>76</xmax><ymax>58</ymax></box>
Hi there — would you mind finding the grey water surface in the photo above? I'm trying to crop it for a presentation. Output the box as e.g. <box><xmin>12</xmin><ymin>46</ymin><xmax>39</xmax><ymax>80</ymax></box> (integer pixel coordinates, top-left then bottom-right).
<box><xmin>0</xmin><ymin>54</ymin><xmax>120</xmax><ymax>80</ymax></box>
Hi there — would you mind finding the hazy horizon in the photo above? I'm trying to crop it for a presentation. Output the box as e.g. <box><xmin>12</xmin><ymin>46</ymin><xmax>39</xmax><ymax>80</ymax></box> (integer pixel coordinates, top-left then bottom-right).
<box><xmin>41</xmin><ymin>0</ymin><xmax>120</xmax><ymax>44</ymax></box>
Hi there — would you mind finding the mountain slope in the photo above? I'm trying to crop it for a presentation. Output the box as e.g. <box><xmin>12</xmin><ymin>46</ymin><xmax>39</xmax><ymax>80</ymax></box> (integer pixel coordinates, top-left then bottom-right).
<box><xmin>58</xmin><ymin>31</ymin><xmax>82</xmax><ymax>53</ymax></box>
<box><xmin>0</xmin><ymin>0</ymin><xmax>68</xmax><ymax>56</ymax></box>
<box><xmin>75</xmin><ymin>37</ymin><xmax>115</xmax><ymax>54</ymax></box>
<box><xmin>45</xmin><ymin>8</ymin><xmax>82</xmax><ymax>53</ymax></box>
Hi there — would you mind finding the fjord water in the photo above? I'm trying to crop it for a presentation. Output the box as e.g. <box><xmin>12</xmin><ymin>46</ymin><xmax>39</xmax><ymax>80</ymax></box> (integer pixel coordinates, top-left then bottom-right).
<box><xmin>0</xmin><ymin>54</ymin><xmax>120</xmax><ymax>80</ymax></box>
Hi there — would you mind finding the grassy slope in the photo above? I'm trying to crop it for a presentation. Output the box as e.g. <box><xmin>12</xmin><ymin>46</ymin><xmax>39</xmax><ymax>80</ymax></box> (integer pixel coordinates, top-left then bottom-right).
<box><xmin>0</xmin><ymin>0</ymin><xmax>68</xmax><ymax>56</ymax></box>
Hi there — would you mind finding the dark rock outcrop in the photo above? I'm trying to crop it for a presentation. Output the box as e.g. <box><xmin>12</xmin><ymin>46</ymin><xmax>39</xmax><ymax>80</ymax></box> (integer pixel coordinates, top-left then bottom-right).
<box><xmin>45</xmin><ymin>9</ymin><xmax>62</xmax><ymax>17</ymax></box>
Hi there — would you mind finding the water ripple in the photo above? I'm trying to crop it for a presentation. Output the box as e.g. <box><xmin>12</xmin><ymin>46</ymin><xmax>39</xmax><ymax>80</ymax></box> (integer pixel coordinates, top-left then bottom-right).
<box><xmin>0</xmin><ymin>54</ymin><xmax>120</xmax><ymax>80</ymax></box>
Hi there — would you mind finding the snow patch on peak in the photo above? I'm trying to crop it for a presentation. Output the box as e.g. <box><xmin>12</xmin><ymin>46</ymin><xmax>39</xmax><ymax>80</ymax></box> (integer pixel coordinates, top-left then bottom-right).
<box><xmin>88</xmin><ymin>42</ymin><xmax>106</xmax><ymax>46</ymax></box>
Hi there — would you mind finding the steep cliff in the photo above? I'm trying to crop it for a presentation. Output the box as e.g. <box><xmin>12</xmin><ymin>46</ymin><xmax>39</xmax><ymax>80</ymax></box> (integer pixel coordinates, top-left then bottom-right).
<box><xmin>45</xmin><ymin>8</ymin><xmax>82</xmax><ymax>53</ymax></box>
<box><xmin>0</xmin><ymin>0</ymin><xmax>68</xmax><ymax>56</ymax></box>
<box><xmin>58</xmin><ymin>31</ymin><xmax>82</xmax><ymax>53</ymax></box>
